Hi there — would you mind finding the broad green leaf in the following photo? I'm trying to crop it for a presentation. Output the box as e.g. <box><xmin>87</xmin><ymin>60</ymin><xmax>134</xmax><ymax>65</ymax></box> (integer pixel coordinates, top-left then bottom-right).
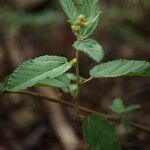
<box><xmin>37</xmin><ymin>74</ymin><xmax>70</xmax><ymax>88</ymax></box>
<box><xmin>6</xmin><ymin>56</ymin><xmax>71</xmax><ymax>92</ymax></box>
<box><xmin>82</xmin><ymin>115</ymin><xmax>121</xmax><ymax>150</ymax></box>
<box><xmin>125</xmin><ymin>104</ymin><xmax>141</xmax><ymax>113</ymax></box>
<box><xmin>73</xmin><ymin>39</ymin><xmax>104</xmax><ymax>62</ymax></box>
<box><xmin>59</xmin><ymin>0</ymin><xmax>79</xmax><ymax>23</ymax></box>
<box><xmin>110</xmin><ymin>98</ymin><xmax>126</xmax><ymax>114</ymax></box>
<box><xmin>90</xmin><ymin>60</ymin><xmax>150</xmax><ymax>78</ymax></box>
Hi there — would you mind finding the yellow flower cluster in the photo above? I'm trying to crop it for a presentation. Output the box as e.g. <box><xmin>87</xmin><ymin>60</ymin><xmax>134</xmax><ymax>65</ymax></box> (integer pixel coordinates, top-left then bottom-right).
<box><xmin>70</xmin><ymin>58</ymin><xmax>77</xmax><ymax>65</ymax></box>
<box><xmin>71</xmin><ymin>14</ymin><xmax>88</xmax><ymax>33</ymax></box>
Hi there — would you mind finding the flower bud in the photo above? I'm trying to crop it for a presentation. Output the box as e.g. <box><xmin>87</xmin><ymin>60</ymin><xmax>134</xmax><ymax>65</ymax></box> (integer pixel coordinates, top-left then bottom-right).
<box><xmin>70</xmin><ymin>58</ymin><xmax>77</xmax><ymax>65</ymax></box>
<box><xmin>77</xmin><ymin>14</ymin><xmax>85</xmax><ymax>21</ymax></box>
<box><xmin>71</xmin><ymin>25</ymin><xmax>80</xmax><ymax>33</ymax></box>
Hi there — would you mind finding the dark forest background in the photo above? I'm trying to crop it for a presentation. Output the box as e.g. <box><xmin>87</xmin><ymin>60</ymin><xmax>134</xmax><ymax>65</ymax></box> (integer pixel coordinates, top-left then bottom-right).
<box><xmin>0</xmin><ymin>0</ymin><xmax>150</xmax><ymax>150</ymax></box>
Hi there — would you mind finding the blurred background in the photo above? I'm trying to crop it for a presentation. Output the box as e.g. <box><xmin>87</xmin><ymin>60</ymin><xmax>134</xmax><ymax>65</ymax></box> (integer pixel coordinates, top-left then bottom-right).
<box><xmin>0</xmin><ymin>0</ymin><xmax>150</xmax><ymax>149</ymax></box>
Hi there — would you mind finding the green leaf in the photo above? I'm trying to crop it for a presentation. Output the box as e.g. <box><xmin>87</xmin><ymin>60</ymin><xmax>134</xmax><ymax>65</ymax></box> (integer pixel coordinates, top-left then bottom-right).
<box><xmin>79</xmin><ymin>0</ymin><xmax>100</xmax><ymax>37</ymax></box>
<box><xmin>110</xmin><ymin>98</ymin><xmax>126</xmax><ymax>114</ymax></box>
<box><xmin>79</xmin><ymin>0</ymin><xmax>99</xmax><ymax>19</ymax></box>
<box><xmin>37</xmin><ymin>74</ymin><xmax>70</xmax><ymax>88</ymax></box>
<box><xmin>90</xmin><ymin>60</ymin><xmax>150</xmax><ymax>78</ymax></box>
<box><xmin>125</xmin><ymin>104</ymin><xmax>141</xmax><ymax>113</ymax></box>
<box><xmin>69</xmin><ymin>84</ymin><xmax>78</xmax><ymax>98</ymax></box>
<box><xmin>66</xmin><ymin>73</ymin><xmax>84</xmax><ymax>82</ymax></box>
<box><xmin>6</xmin><ymin>56</ymin><xmax>71</xmax><ymax>92</ymax></box>
<box><xmin>79</xmin><ymin>13</ymin><xmax>100</xmax><ymax>38</ymax></box>
<box><xmin>72</xmin><ymin>0</ymin><xmax>82</xmax><ymax>6</ymax></box>
<box><xmin>60</xmin><ymin>87</ymin><xmax>70</xmax><ymax>93</ymax></box>
<box><xmin>59</xmin><ymin>0</ymin><xmax>79</xmax><ymax>23</ymax></box>
<box><xmin>82</xmin><ymin>115</ymin><xmax>121</xmax><ymax>150</ymax></box>
<box><xmin>110</xmin><ymin>98</ymin><xmax>141</xmax><ymax>114</ymax></box>
<box><xmin>66</xmin><ymin>73</ymin><xmax>77</xmax><ymax>81</ymax></box>
<box><xmin>121</xmin><ymin>118</ymin><xmax>133</xmax><ymax>133</ymax></box>
<box><xmin>73</xmin><ymin>39</ymin><xmax>104</xmax><ymax>62</ymax></box>
<box><xmin>0</xmin><ymin>76</ymin><xmax>10</xmax><ymax>90</ymax></box>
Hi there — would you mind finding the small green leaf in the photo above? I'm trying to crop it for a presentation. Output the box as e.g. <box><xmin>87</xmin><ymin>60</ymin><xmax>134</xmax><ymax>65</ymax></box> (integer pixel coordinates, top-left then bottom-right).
<box><xmin>125</xmin><ymin>104</ymin><xmax>141</xmax><ymax>113</ymax></box>
<box><xmin>82</xmin><ymin>115</ymin><xmax>121</xmax><ymax>150</ymax></box>
<box><xmin>78</xmin><ymin>0</ymin><xmax>100</xmax><ymax>37</ymax></box>
<box><xmin>79</xmin><ymin>13</ymin><xmax>100</xmax><ymax>38</ymax></box>
<box><xmin>121</xmin><ymin>118</ymin><xmax>133</xmax><ymax>133</ymax></box>
<box><xmin>59</xmin><ymin>0</ymin><xmax>101</xmax><ymax>38</ymax></box>
<box><xmin>110</xmin><ymin>98</ymin><xmax>126</xmax><ymax>114</ymax></box>
<box><xmin>60</xmin><ymin>83</ymin><xmax>77</xmax><ymax>95</ymax></box>
<box><xmin>90</xmin><ymin>60</ymin><xmax>150</xmax><ymax>78</ymax></box>
<box><xmin>66</xmin><ymin>73</ymin><xmax>84</xmax><ymax>82</ymax></box>
<box><xmin>69</xmin><ymin>84</ymin><xmax>78</xmax><ymax>98</ymax></box>
<box><xmin>66</xmin><ymin>73</ymin><xmax>77</xmax><ymax>81</ymax></box>
<box><xmin>6</xmin><ymin>56</ymin><xmax>71</xmax><ymax>92</ymax></box>
<box><xmin>37</xmin><ymin>74</ymin><xmax>70</xmax><ymax>88</ymax></box>
<box><xmin>110</xmin><ymin>98</ymin><xmax>141</xmax><ymax>114</ymax></box>
<box><xmin>78</xmin><ymin>0</ymin><xmax>100</xmax><ymax>38</ymax></box>
<box><xmin>73</xmin><ymin>39</ymin><xmax>104</xmax><ymax>62</ymax></box>
<box><xmin>59</xmin><ymin>0</ymin><xmax>79</xmax><ymax>23</ymax></box>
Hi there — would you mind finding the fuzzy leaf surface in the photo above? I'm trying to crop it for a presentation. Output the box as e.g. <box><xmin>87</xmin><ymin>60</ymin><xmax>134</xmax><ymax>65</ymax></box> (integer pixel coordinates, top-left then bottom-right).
<box><xmin>73</xmin><ymin>39</ymin><xmax>104</xmax><ymax>62</ymax></box>
<box><xmin>6</xmin><ymin>56</ymin><xmax>71</xmax><ymax>92</ymax></box>
<box><xmin>59</xmin><ymin>0</ymin><xmax>79</xmax><ymax>23</ymax></box>
<box><xmin>38</xmin><ymin>74</ymin><xmax>70</xmax><ymax>88</ymax></box>
<box><xmin>79</xmin><ymin>0</ymin><xmax>99</xmax><ymax>19</ymax></box>
<box><xmin>90</xmin><ymin>60</ymin><xmax>150</xmax><ymax>78</ymax></box>
<box><xmin>79</xmin><ymin>13</ymin><xmax>100</xmax><ymax>38</ymax></box>
<box><xmin>82</xmin><ymin>115</ymin><xmax>121</xmax><ymax>150</ymax></box>
<box><xmin>79</xmin><ymin>0</ymin><xmax>100</xmax><ymax>38</ymax></box>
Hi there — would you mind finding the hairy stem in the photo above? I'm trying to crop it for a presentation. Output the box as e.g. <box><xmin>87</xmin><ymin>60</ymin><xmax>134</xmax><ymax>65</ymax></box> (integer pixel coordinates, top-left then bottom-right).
<box><xmin>75</xmin><ymin>50</ymin><xmax>80</xmax><ymax>117</ymax></box>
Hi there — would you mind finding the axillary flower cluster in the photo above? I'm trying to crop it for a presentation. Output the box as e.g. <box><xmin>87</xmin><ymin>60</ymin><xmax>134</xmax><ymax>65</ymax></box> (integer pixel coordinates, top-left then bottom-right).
<box><xmin>71</xmin><ymin>14</ymin><xmax>88</xmax><ymax>34</ymax></box>
<box><xmin>70</xmin><ymin>58</ymin><xmax>77</xmax><ymax>65</ymax></box>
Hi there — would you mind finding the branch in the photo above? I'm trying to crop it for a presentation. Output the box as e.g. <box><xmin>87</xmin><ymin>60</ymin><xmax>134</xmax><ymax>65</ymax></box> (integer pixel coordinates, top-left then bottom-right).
<box><xmin>1</xmin><ymin>90</ymin><xmax>150</xmax><ymax>133</ymax></box>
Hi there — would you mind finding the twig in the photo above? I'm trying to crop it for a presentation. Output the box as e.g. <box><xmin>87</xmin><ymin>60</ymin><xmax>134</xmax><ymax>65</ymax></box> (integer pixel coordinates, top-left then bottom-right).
<box><xmin>1</xmin><ymin>90</ymin><xmax>150</xmax><ymax>133</ymax></box>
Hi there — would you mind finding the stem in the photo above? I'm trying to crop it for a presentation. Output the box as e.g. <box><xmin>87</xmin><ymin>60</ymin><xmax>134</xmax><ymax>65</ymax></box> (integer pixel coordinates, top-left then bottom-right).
<box><xmin>81</xmin><ymin>77</ymin><xmax>93</xmax><ymax>84</ymax></box>
<box><xmin>75</xmin><ymin>50</ymin><xmax>80</xmax><ymax>117</ymax></box>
